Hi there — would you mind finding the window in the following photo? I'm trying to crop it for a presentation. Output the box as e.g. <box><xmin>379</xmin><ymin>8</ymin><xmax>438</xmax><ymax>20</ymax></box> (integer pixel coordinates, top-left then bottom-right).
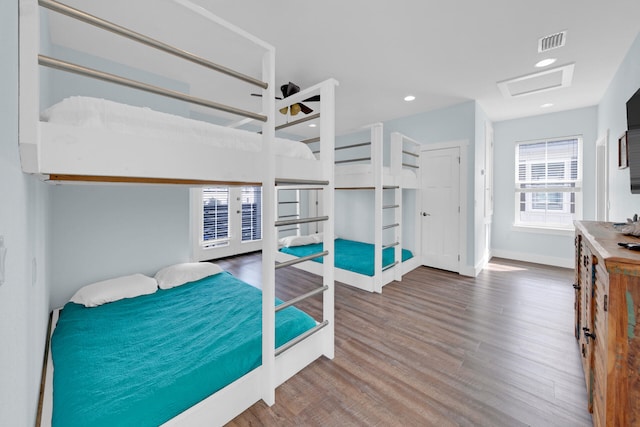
<box><xmin>202</xmin><ymin>187</ymin><xmax>229</xmax><ymax>248</ymax></box>
<box><xmin>199</xmin><ymin>186</ymin><xmax>262</xmax><ymax>252</ymax></box>
<box><xmin>241</xmin><ymin>187</ymin><xmax>262</xmax><ymax>242</ymax></box>
<box><xmin>515</xmin><ymin>137</ymin><xmax>581</xmax><ymax>229</ymax></box>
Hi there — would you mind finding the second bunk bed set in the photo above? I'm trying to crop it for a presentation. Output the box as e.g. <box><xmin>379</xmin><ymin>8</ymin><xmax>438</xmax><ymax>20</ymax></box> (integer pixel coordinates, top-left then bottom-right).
<box><xmin>276</xmin><ymin>123</ymin><xmax>422</xmax><ymax>293</ymax></box>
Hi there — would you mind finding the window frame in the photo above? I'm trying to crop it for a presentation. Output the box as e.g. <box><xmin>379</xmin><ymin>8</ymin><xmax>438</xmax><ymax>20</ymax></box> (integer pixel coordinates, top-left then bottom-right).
<box><xmin>514</xmin><ymin>136</ymin><xmax>583</xmax><ymax>232</ymax></box>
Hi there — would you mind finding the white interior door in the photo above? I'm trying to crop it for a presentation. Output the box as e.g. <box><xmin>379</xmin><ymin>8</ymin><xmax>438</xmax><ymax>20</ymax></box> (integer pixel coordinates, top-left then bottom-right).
<box><xmin>420</xmin><ymin>146</ymin><xmax>460</xmax><ymax>272</ymax></box>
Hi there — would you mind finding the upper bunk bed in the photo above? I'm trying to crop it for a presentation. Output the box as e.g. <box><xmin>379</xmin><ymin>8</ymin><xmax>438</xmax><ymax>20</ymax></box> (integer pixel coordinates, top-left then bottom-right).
<box><xmin>333</xmin><ymin>124</ymin><xmax>421</xmax><ymax>190</ymax></box>
<box><xmin>19</xmin><ymin>0</ymin><xmax>338</xmax><ymax>186</ymax></box>
<box><xmin>22</xmin><ymin>0</ymin><xmax>337</xmax><ymax>425</ymax></box>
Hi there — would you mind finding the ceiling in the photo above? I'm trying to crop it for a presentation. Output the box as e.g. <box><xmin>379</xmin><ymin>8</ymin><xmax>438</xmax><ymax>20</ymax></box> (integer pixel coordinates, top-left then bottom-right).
<box><xmin>49</xmin><ymin>0</ymin><xmax>640</xmax><ymax>136</ymax></box>
<box><xmin>195</xmin><ymin>0</ymin><xmax>640</xmax><ymax>135</ymax></box>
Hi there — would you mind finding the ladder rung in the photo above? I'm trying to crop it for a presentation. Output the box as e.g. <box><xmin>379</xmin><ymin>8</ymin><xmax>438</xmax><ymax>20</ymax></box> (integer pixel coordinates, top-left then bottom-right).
<box><xmin>383</xmin><ymin>223</ymin><xmax>399</xmax><ymax>230</ymax></box>
<box><xmin>383</xmin><ymin>185</ymin><xmax>400</xmax><ymax>189</ymax></box>
<box><xmin>335</xmin><ymin>142</ymin><xmax>371</xmax><ymax>151</ymax></box>
<box><xmin>301</xmin><ymin>136</ymin><xmax>320</xmax><ymax>144</ymax></box>
<box><xmin>278</xmin><ymin>201</ymin><xmax>299</xmax><ymax>204</ymax></box>
<box><xmin>275</xmin><ymin>320</ymin><xmax>329</xmax><ymax>357</ymax></box>
<box><xmin>382</xmin><ymin>261</ymin><xmax>399</xmax><ymax>272</ymax></box>
<box><xmin>403</xmin><ymin>150</ymin><xmax>419</xmax><ymax>158</ymax></box>
<box><xmin>276</xmin><ymin>113</ymin><xmax>320</xmax><ymax>131</ymax></box>
<box><xmin>278</xmin><ymin>227</ymin><xmax>299</xmax><ymax>233</ymax></box>
<box><xmin>276</xmin><ymin>178</ymin><xmax>330</xmax><ymax>186</ymax></box>
<box><xmin>383</xmin><ymin>204</ymin><xmax>400</xmax><ymax>209</ymax></box>
<box><xmin>335</xmin><ymin>157</ymin><xmax>371</xmax><ymax>164</ymax></box>
<box><xmin>276</xmin><ymin>216</ymin><xmax>329</xmax><ymax>227</ymax></box>
<box><xmin>402</xmin><ymin>163</ymin><xmax>419</xmax><ymax>169</ymax></box>
<box><xmin>383</xmin><ymin>242</ymin><xmax>399</xmax><ymax>249</ymax></box>
<box><xmin>275</xmin><ymin>285</ymin><xmax>328</xmax><ymax>312</ymax></box>
<box><xmin>275</xmin><ymin>251</ymin><xmax>328</xmax><ymax>269</ymax></box>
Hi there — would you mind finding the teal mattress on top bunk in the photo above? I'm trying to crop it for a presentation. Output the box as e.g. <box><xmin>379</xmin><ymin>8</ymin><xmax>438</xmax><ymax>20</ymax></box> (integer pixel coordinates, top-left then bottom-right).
<box><xmin>50</xmin><ymin>271</ymin><xmax>316</xmax><ymax>427</ymax></box>
<box><xmin>279</xmin><ymin>238</ymin><xmax>413</xmax><ymax>277</ymax></box>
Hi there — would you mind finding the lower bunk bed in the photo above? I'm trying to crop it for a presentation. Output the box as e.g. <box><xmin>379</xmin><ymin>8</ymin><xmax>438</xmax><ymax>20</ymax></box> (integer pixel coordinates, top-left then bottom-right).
<box><xmin>276</xmin><ymin>237</ymin><xmax>420</xmax><ymax>293</ymax></box>
<box><xmin>40</xmin><ymin>264</ymin><xmax>329</xmax><ymax>427</ymax></box>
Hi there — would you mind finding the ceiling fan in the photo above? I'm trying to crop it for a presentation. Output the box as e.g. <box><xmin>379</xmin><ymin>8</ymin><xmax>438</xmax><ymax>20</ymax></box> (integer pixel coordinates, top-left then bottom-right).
<box><xmin>252</xmin><ymin>82</ymin><xmax>320</xmax><ymax>116</ymax></box>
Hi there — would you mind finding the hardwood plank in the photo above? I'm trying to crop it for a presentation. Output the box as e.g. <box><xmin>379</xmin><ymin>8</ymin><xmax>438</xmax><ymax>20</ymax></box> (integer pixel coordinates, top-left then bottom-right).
<box><xmin>214</xmin><ymin>254</ymin><xmax>592</xmax><ymax>426</ymax></box>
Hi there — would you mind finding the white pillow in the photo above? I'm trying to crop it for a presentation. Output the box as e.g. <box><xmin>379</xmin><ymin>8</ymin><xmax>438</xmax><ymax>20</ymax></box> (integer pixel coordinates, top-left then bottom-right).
<box><xmin>155</xmin><ymin>262</ymin><xmax>223</xmax><ymax>290</ymax></box>
<box><xmin>278</xmin><ymin>234</ymin><xmax>319</xmax><ymax>248</ymax></box>
<box><xmin>312</xmin><ymin>232</ymin><xmax>323</xmax><ymax>243</ymax></box>
<box><xmin>70</xmin><ymin>273</ymin><xmax>158</xmax><ymax>307</ymax></box>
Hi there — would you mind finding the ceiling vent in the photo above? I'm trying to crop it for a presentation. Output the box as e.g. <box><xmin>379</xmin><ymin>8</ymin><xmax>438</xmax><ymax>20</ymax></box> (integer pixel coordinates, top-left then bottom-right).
<box><xmin>538</xmin><ymin>31</ymin><xmax>567</xmax><ymax>52</ymax></box>
<box><xmin>497</xmin><ymin>63</ymin><xmax>575</xmax><ymax>98</ymax></box>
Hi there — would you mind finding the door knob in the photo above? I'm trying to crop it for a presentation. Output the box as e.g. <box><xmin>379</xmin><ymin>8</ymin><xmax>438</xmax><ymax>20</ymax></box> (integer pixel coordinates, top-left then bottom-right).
<box><xmin>422</xmin><ymin>212</ymin><xmax>430</xmax><ymax>217</ymax></box>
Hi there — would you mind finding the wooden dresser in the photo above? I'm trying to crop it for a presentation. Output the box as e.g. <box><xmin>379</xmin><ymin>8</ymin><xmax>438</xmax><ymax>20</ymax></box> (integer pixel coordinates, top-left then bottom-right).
<box><xmin>574</xmin><ymin>221</ymin><xmax>640</xmax><ymax>426</ymax></box>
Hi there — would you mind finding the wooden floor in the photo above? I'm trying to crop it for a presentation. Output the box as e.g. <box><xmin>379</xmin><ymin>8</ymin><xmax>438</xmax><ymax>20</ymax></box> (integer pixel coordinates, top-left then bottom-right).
<box><xmin>216</xmin><ymin>253</ymin><xmax>592</xmax><ymax>427</ymax></box>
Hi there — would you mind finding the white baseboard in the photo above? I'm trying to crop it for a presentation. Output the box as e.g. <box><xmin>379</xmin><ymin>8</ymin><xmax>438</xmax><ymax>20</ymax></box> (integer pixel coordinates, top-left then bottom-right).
<box><xmin>490</xmin><ymin>249</ymin><xmax>573</xmax><ymax>269</ymax></box>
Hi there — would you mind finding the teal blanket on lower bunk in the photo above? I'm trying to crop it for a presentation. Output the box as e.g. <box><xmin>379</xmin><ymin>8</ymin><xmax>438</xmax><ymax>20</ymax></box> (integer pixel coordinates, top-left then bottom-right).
<box><xmin>280</xmin><ymin>238</ymin><xmax>413</xmax><ymax>276</ymax></box>
<box><xmin>51</xmin><ymin>271</ymin><xmax>316</xmax><ymax>427</ymax></box>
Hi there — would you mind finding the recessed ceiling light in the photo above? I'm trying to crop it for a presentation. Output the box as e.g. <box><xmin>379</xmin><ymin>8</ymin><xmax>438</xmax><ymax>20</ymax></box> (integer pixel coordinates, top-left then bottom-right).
<box><xmin>308</xmin><ymin>123</ymin><xmax>317</xmax><ymax>128</ymax></box>
<box><xmin>540</xmin><ymin>103</ymin><xmax>554</xmax><ymax>108</ymax></box>
<box><xmin>404</xmin><ymin>95</ymin><xmax>416</xmax><ymax>102</ymax></box>
<box><xmin>535</xmin><ymin>58</ymin><xmax>557</xmax><ymax>68</ymax></box>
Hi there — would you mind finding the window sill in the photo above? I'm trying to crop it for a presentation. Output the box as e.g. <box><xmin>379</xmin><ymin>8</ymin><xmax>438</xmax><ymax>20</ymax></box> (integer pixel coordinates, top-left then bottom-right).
<box><xmin>511</xmin><ymin>224</ymin><xmax>575</xmax><ymax>236</ymax></box>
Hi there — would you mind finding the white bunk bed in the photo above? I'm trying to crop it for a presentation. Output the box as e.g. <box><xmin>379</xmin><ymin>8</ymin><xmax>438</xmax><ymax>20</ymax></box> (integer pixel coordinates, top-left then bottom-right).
<box><xmin>276</xmin><ymin>124</ymin><xmax>421</xmax><ymax>293</ymax></box>
<box><xmin>21</xmin><ymin>0</ymin><xmax>336</xmax><ymax>426</ymax></box>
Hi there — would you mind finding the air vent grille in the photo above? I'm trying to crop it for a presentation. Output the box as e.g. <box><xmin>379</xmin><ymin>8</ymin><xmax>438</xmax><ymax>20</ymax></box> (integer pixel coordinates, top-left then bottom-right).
<box><xmin>538</xmin><ymin>31</ymin><xmax>567</xmax><ymax>52</ymax></box>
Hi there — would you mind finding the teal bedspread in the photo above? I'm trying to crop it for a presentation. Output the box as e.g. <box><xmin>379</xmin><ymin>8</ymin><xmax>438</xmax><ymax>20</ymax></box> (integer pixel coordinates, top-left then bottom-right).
<box><xmin>279</xmin><ymin>238</ymin><xmax>413</xmax><ymax>276</ymax></box>
<box><xmin>51</xmin><ymin>271</ymin><xmax>316</xmax><ymax>427</ymax></box>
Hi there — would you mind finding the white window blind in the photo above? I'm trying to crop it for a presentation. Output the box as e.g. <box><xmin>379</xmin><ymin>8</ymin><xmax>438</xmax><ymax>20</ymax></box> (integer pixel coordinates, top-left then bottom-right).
<box><xmin>241</xmin><ymin>186</ymin><xmax>262</xmax><ymax>242</ymax></box>
<box><xmin>202</xmin><ymin>187</ymin><xmax>229</xmax><ymax>247</ymax></box>
<box><xmin>515</xmin><ymin>137</ymin><xmax>581</xmax><ymax>229</ymax></box>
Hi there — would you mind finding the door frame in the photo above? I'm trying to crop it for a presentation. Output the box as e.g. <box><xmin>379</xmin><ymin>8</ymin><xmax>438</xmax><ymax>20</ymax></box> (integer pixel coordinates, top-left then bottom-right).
<box><xmin>420</xmin><ymin>139</ymin><xmax>469</xmax><ymax>275</ymax></box>
<box><xmin>595</xmin><ymin>131</ymin><xmax>609</xmax><ymax>221</ymax></box>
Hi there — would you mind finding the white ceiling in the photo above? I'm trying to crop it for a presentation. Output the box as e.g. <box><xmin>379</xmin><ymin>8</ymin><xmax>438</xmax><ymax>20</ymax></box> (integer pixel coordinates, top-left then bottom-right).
<box><xmin>49</xmin><ymin>0</ymin><xmax>640</xmax><ymax>136</ymax></box>
<box><xmin>196</xmin><ymin>0</ymin><xmax>640</xmax><ymax>134</ymax></box>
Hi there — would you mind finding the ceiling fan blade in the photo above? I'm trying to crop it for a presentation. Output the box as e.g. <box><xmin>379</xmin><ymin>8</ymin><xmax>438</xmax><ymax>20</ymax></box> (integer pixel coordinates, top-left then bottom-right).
<box><xmin>302</xmin><ymin>95</ymin><xmax>320</xmax><ymax>102</ymax></box>
<box><xmin>298</xmin><ymin>103</ymin><xmax>313</xmax><ymax>114</ymax></box>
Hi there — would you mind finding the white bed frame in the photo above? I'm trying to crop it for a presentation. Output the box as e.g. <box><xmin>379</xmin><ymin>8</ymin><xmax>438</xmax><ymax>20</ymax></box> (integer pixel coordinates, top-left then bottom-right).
<box><xmin>22</xmin><ymin>0</ymin><xmax>336</xmax><ymax>425</ymax></box>
<box><xmin>275</xmin><ymin>125</ymin><xmax>421</xmax><ymax>293</ymax></box>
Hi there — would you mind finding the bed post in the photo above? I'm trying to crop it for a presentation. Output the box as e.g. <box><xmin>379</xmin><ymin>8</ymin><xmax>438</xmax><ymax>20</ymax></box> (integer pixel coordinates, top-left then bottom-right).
<box><xmin>372</xmin><ymin>123</ymin><xmax>383</xmax><ymax>293</ymax></box>
<box><xmin>320</xmin><ymin>80</ymin><xmax>336</xmax><ymax>359</ymax></box>
<box><xmin>260</xmin><ymin>46</ymin><xmax>277</xmax><ymax>407</ymax></box>
<box><xmin>391</xmin><ymin>132</ymin><xmax>403</xmax><ymax>282</ymax></box>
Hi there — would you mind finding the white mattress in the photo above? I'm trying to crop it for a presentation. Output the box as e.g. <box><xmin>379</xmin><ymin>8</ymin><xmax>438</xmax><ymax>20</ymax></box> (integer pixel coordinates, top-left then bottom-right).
<box><xmin>41</xmin><ymin>96</ymin><xmax>316</xmax><ymax>160</ymax></box>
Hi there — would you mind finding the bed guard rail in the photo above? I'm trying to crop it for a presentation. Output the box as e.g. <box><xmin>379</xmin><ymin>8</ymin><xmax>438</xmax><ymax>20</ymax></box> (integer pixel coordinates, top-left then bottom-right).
<box><xmin>37</xmin><ymin>0</ymin><xmax>268</xmax><ymax>122</ymax></box>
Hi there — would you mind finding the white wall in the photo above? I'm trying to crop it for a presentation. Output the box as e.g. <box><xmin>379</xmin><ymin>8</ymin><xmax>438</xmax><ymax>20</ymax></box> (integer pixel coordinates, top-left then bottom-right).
<box><xmin>598</xmin><ymin>32</ymin><xmax>640</xmax><ymax>221</ymax></box>
<box><xmin>492</xmin><ymin>107</ymin><xmax>598</xmax><ymax>267</ymax></box>
<box><xmin>0</xmin><ymin>1</ymin><xmax>51</xmax><ymax>424</ymax></box>
<box><xmin>49</xmin><ymin>185</ymin><xmax>191</xmax><ymax>309</ymax></box>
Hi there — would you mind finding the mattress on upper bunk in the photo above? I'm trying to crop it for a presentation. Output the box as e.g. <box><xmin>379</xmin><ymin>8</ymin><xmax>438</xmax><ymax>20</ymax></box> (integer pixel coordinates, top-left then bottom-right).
<box><xmin>50</xmin><ymin>270</ymin><xmax>316</xmax><ymax>427</ymax></box>
<box><xmin>41</xmin><ymin>96</ymin><xmax>316</xmax><ymax>160</ymax></box>
<box><xmin>279</xmin><ymin>238</ymin><xmax>413</xmax><ymax>276</ymax></box>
